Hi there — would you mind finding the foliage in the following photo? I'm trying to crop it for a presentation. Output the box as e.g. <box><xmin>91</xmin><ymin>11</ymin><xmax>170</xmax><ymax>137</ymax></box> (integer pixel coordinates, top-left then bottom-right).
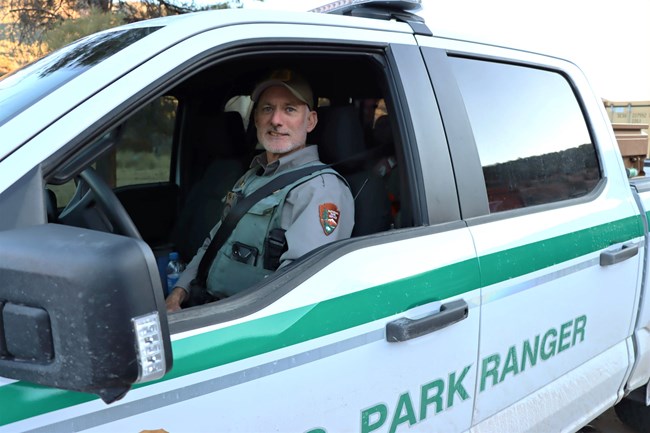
<box><xmin>0</xmin><ymin>0</ymin><xmax>244</xmax><ymax>76</ymax></box>
<box><xmin>0</xmin><ymin>38</ymin><xmax>46</xmax><ymax>75</ymax></box>
<box><xmin>44</xmin><ymin>8</ymin><xmax>127</xmax><ymax>51</ymax></box>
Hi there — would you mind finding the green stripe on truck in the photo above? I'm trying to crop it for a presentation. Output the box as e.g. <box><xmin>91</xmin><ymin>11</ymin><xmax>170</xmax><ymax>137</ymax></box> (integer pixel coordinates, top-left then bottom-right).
<box><xmin>0</xmin><ymin>216</ymin><xmax>642</xmax><ymax>426</ymax></box>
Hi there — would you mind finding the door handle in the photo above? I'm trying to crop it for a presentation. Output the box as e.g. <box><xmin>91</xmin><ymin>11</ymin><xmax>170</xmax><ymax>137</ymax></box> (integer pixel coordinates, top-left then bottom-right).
<box><xmin>600</xmin><ymin>243</ymin><xmax>639</xmax><ymax>266</ymax></box>
<box><xmin>386</xmin><ymin>299</ymin><xmax>468</xmax><ymax>342</ymax></box>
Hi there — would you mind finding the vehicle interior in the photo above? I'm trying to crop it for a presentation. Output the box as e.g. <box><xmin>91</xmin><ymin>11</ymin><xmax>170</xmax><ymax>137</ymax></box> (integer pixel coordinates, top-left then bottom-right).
<box><xmin>45</xmin><ymin>49</ymin><xmax>410</xmax><ymax>301</ymax></box>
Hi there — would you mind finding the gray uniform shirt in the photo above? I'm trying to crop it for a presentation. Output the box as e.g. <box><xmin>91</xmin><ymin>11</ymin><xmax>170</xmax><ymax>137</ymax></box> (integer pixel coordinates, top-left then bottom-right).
<box><xmin>175</xmin><ymin>145</ymin><xmax>354</xmax><ymax>293</ymax></box>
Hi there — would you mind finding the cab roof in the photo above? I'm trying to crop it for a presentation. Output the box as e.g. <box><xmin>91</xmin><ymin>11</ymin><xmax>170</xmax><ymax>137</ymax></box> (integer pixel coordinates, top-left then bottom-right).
<box><xmin>119</xmin><ymin>8</ymin><xmax>418</xmax><ymax>36</ymax></box>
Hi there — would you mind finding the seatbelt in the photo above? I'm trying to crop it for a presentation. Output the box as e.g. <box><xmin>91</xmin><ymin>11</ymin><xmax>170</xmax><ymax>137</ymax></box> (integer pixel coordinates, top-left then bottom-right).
<box><xmin>194</xmin><ymin>164</ymin><xmax>328</xmax><ymax>288</ymax></box>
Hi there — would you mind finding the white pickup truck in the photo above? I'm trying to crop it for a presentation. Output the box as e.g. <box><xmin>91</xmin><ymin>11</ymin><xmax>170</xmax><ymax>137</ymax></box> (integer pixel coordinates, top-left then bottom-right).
<box><xmin>1</xmin><ymin>0</ymin><xmax>649</xmax><ymax>432</ymax></box>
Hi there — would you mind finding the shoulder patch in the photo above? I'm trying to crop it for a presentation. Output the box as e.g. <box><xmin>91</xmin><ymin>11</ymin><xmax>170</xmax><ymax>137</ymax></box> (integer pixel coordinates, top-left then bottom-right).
<box><xmin>319</xmin><ymin>203</ymin><xmax>340</xmax><ymax>236</ymax></box>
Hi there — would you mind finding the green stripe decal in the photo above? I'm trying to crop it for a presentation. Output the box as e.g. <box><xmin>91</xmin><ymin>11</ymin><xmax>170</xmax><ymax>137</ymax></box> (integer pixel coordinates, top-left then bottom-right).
<box><xmin>479</xmin><ymin>216</ymin><xmax>643</xmax><ymax>286</ymax></box>
<box><xmin>169</xmin><ymin>258</ymin><xmax>478</xmax><ymax>380</ymax></box>
<box><xmin>0</xmin><ymin>216</ymin><xmax>643</xmax><ymax>426</ymax></box>
<box><xmin>0</xmin><ymin>384</ymin><xmax>94</xmax><ymax>425</ymax></box>
<box><xmin>0</xmin><ymin>258</ymin><xmax>480</xmax><ymax>425</ymax></box>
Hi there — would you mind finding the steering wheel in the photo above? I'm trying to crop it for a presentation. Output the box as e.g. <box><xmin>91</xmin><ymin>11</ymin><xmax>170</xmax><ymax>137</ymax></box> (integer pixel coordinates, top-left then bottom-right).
<box><xmin>58</xmin><ymin>167</ymin><xmax>142</xmax><ymax>240</ymax></box>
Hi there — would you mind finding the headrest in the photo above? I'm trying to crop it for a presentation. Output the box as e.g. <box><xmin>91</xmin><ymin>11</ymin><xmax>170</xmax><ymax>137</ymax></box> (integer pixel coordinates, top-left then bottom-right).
<box><xmin>311</xmin><ymin>105</ymin><xmax>366</xmax><ymax>172</ymax></box>
<box><xmin>196</xmin><ymin>111</ymin><xmax>247</xmax><ymax>160</ymax></box>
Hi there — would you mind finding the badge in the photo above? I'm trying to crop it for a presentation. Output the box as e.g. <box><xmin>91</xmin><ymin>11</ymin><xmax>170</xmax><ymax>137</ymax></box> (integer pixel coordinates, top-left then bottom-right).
<box><xmin>222</xmin><ymin>190</ymin><xmax>240</xmax><ymax>220</ymax></box>
<box><xmin>319</xmin><ymin>203</ymin><xmax>340</xmax><ymax>236</ymax></box>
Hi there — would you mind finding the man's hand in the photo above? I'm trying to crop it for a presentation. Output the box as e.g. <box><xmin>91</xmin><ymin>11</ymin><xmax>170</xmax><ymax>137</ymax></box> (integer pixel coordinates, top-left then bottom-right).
<box><xmin>166</xmin><ymin>287</ymin><xmax>187</xmax><ymax>313</ymax></box>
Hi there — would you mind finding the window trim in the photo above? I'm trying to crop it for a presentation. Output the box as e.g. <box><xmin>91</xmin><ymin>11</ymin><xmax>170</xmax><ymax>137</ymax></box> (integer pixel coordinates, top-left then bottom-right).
<box><xmin>421</xmin><ymin>47</ymin><xmax>488</xmax><ymax>219</ymax></box>
<box><xmin>165</xmin><ymin>43</ymin><xmax>436</xmax><ymax>328</ymax></box>
<box><xmin>428</xmin><ymin>49</ymin><xmax>604</xmax><ymax>221</ymax></box>
<box><xmin>169</xmin><ymin>221</ymin><xmax>467</xmax><ymax>333</ymax></box>
<box><xmin>40</xmin><ymin>37</ymin><xmax>446</xmax><ymax>329</ymax></box>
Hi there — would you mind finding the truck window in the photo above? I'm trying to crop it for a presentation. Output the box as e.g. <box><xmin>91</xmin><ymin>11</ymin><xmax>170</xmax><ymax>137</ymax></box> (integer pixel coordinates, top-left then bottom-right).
<box><xmin>96</xmin><ymin>96</ymin><xmax>177</xmax><ymax>188</ymax></box>
<box><xmin>449</xmin><ymin>58</ymin><xmax>601</xmax><ymax>212</ymax></box>
<box><xmin>44</xmin><ymin>49</ymin><xmax>412</xmax><ymax>308</ymax></box>
<box><xmin>0</xmin><ymin>27</ymin><xmax>160</xmax><ymax>127</ymax></box>
<box><xmin>48</xmin><ymin>96</ymin><xmax>177</xmax><ymax>206</ymax></box>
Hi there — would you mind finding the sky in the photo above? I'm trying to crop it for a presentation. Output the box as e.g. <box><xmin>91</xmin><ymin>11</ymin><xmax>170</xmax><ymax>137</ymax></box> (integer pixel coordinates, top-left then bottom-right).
<box><xmin>236</xmin><ymin>0</ymin><xmax>650</xmax><ymax>102</ymax></box>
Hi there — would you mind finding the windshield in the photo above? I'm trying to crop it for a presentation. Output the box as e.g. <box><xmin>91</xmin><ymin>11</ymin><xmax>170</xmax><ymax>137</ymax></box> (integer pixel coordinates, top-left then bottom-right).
<box><xmin>0</xmin><ymin>27</ymin><xmax>159</xmax><ymax>127</ymax></box>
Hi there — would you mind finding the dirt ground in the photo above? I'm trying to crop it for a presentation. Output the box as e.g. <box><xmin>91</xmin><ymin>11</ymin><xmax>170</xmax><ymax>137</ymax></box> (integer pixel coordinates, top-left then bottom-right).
<box><xmin>584</xmin><ymin>407</ymin><xmax>639</xmax><ymax>433</ymax></box>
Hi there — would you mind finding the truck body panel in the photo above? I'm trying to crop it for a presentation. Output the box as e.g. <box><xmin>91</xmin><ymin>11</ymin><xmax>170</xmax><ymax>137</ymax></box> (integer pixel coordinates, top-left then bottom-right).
<box><xmin>0</xmin><ymin>3</ymin><xmax>649</xmax><ymax>432</ymax></box>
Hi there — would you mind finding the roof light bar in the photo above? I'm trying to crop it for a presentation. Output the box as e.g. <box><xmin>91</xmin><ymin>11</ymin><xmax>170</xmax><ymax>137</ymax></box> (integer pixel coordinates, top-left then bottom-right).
<box><xmin>310</xmin><ymin>0</ymin><xmax>422</xmax><ymax>15</ymax></box>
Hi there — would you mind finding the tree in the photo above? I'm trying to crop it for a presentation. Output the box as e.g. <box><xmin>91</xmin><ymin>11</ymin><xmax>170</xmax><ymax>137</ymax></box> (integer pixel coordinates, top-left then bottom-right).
<box><xmin>0</xmin><ymin>0</ymin><xmax>244</xmax><ymax>76</ymax></box>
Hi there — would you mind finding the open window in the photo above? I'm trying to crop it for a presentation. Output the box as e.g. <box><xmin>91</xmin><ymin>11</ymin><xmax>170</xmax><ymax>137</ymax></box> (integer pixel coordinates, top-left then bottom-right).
<box><xmin>168</xmin><ymin>50</ymin><xmax>411</xmax><ymax>258</ymax></box>
<box><xmin>43</xmin><ymin>46</ymin><xmax>414</xmax><ymax>321</ymax></box>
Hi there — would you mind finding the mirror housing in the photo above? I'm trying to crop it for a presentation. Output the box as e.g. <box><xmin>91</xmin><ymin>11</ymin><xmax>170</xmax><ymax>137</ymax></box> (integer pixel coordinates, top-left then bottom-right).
<box><xmin>0</xmin><ymin>224</ymin><xmax>172</xmax><ymax>403</ymax></box>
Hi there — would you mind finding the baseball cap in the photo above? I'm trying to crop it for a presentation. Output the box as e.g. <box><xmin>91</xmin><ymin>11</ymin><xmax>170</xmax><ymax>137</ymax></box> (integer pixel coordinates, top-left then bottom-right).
<box><xmin>251</xmin><ymin>69</ymin><xmax>314</xmax><ymax>110</ymax></box>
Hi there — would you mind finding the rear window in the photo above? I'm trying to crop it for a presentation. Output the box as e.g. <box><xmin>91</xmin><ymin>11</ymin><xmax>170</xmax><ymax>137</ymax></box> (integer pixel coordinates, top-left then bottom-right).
<box><xmin>0</xmin><ymin>27</ymin><xmax>159</xmax><ymax>127</ymax></box>
<box><xmin>449</xmin><ymin>57</ymin><xmax>601</xmax><ymax>213</ymax></box>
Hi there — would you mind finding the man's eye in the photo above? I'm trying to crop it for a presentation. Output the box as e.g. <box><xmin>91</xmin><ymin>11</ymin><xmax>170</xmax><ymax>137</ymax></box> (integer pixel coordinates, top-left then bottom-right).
<box><xmin>261</xmin><ymin>106</ymin><xmax>273</xmax><ymax>113</ymax></box>
<box><xmin>286</xmin><ymin>106</ymin><xmax>297</xmax><ymax>113</ymax></box>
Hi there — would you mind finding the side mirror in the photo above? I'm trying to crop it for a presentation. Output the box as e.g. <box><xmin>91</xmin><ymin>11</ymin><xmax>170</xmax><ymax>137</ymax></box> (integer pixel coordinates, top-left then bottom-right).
<box><xmin>0</xmin><ymin>224</ymin><xmax>172</xmax><ymax>403</ymax></box>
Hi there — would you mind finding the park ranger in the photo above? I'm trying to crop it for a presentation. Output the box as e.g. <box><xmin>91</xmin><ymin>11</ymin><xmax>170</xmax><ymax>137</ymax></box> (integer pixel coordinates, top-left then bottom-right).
<box><xmin>165</xmin><ymin>69</ymin><xmax>355</xmax><ymax>312</ymax></box>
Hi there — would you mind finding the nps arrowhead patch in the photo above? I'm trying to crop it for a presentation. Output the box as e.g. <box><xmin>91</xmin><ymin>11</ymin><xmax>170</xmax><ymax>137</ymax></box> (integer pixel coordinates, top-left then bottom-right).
<box><xmin>319</xmin><ymin>203</ymin><xmax>340</xmax><ymax>236</ymax></box>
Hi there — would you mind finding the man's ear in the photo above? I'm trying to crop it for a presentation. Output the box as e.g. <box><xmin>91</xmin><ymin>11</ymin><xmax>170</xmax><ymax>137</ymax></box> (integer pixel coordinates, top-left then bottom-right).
<box><xmin>306</xmin><ymin>110</ymin><xmax>318</xmax><ymax>133</ymax></box>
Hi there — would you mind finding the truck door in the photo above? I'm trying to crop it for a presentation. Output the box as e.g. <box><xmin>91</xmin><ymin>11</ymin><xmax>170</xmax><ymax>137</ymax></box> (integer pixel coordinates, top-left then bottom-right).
<box><xmin>0</xmin><ymin>26</ymin><xmax>482</xmax><ymax>433</ymax></box>
<box><xmin>420</xmin><ymin>41</ymin><xmax>644</xmax><ymax>431</ymax></box>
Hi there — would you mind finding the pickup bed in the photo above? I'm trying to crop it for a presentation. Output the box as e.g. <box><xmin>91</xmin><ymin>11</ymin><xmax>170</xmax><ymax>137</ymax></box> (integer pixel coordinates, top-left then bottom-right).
<box><xmin>0</xmin><ymin>1</ymin><xmax>649</xmax><ymax>432</ymax></box>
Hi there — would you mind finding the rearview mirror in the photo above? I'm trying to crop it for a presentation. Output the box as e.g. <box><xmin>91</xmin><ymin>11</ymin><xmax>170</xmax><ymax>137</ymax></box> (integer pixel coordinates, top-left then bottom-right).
<box><xmin>0</xmin><ymin>224</ymin><xmax>172</xmax><ymax>403</ymax></box>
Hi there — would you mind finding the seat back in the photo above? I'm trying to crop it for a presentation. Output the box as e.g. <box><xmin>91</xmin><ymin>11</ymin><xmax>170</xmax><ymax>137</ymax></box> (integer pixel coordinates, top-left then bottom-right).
<box><xmin>311</xmin><ymin>105</ymin><xmax>392</xmax><ymax>237</ymax></box>
<box><xmin>172</xmin><ymin>111</ymin><xmax>249</xmax><ymax>261</ymax></box>
<box><xmin>187</xmin><ymin>110</ymin><xmax>249</xmax><ymax>187</ymax></box>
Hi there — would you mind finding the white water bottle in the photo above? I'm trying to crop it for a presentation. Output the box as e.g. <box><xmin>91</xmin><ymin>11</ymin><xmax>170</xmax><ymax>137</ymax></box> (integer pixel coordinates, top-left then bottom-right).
<box><xmin>166</xmin><ymin>252</ymin><xmax>184</xmax><ymax>292</ymax></box>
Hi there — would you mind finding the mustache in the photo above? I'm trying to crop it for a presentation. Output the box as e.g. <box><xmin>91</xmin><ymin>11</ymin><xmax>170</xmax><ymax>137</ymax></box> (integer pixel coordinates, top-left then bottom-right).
<box><xmin>266</xmin><ymin>128</ymin><xmax>289</xmax><ymax>135</ymax></box>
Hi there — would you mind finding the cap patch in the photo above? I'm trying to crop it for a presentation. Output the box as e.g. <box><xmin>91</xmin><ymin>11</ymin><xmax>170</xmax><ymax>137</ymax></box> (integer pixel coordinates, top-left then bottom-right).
<box><xmin>319</xmin><ymin>203</ymin><xmax>340</xmax><ymax>236</ymax></box>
